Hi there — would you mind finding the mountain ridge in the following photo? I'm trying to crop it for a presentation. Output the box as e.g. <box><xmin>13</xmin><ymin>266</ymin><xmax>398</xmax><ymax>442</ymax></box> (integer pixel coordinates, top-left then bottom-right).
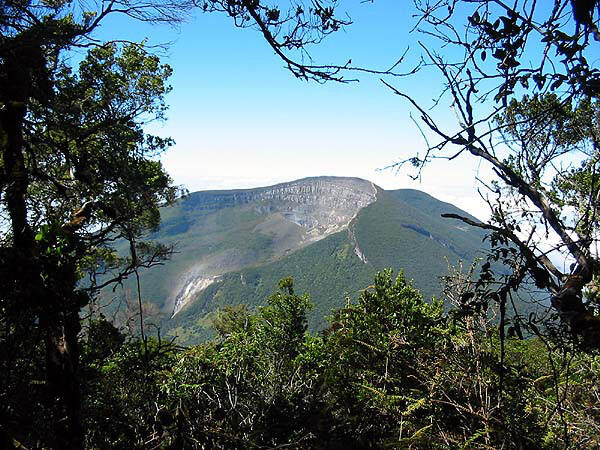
<box><xmin>104</xmin><ymin>176</ymin><xmax>489</xmax><ymax>344</ymax></box>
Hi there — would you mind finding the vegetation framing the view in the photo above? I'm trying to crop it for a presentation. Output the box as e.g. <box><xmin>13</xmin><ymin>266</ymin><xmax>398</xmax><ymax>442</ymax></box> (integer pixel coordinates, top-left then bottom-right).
<box><xmin>3</xmin><ymin>0</ymin><xmax>600</xmax><ymax>448</ymax></box>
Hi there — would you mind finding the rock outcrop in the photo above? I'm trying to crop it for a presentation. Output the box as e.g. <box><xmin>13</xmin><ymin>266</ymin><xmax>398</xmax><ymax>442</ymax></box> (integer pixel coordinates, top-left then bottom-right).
<box><xmin>187</xmin><ymin>176</ymin><xmax>377</xmax><ymax>229</ymax></box>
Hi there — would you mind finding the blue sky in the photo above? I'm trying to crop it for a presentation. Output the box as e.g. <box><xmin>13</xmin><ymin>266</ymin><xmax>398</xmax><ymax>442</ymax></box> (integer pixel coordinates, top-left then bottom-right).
<box><xmin>93</xmin><ymin>1</ymin><xmax>503</xmax><ymax>219</ymax></box>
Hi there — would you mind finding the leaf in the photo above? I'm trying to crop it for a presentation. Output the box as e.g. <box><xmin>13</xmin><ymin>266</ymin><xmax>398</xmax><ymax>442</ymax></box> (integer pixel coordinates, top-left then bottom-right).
<box><xmin>461</xmin><ymin>292</ymin><xmax>475</xmax><ymax>303</ymax></box>
<box><xmin>403</xmin><ymin>424</ymin><xmax>432</xmax><ymax>443</ymax></box>
<box><xmin>550</xmin><ymin>79</ymin><xmax>563</xmax><ymax>91</ymax></box>
<box><xmin>404</xmin><ymin>397</ymin><xmax>426</xmax><ymax>415</ymax></box>
<box><xmin>493</xmin><ymin>49</ymin><xmax>506</xmax><ymax>60</ymax></box>
<box><xmin>533</xmin><ymin>73</ymin><xmax>546</xmax><ymax>89</ymax></box>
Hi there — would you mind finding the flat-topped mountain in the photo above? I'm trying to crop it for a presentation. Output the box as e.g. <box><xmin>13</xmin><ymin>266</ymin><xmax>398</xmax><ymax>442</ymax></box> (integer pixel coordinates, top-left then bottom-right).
<box><xmin>154</xmin><ymin>177</ymin><xmax>379</xmax><ymax>316</ymax></box>
<box><xmin>160</xmin><ymin>177</ymin><xmax>377</xmax><ymax>248</ymax></box>
<box><xmin>104</xmin><ymin>176</ymin><xmax>488</xmax><ymax>343</ymax></box>
<box><xmin>179</xmin><ymin>176</ymin><xmax>377</xmax><ymax>217</ymax></box>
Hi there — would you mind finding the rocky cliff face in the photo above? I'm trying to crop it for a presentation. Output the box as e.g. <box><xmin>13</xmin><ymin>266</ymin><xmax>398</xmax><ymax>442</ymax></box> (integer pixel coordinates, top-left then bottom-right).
<box><xmin>169</xmin><ymin>177</ymin><xmax>378</xmax><ymax>316</ymax></box>
<box><xmin>187</xmin><ymin>177</ymin><xmax>377</xmax><ymax>229</ymax></box>
<box><xmin>257</xmin><ymin>177</ymin><xmax>377</xmax><ymax>234</ymax></box>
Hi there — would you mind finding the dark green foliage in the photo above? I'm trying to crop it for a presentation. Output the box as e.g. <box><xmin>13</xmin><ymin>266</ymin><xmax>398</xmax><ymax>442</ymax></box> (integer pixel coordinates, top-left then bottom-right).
<box><xmin>81</xmin><ymin>318</ymin><xmax>178</xmax><ymax>448</ymax></box>
<box><xmin>159</xmin><ymin>280</ymin><xmax>325</xmax><ymax>448</ymax></box>
<box><xmin>0</xmin><ymin>325</ymin><xmax>51</xmax><ymax>449</ymax></box>
<box><xmin>71</xmin><ymin>273</ymin><xmax>600</xmax><ymax>448</ymax></box>
<box><xmin>172</xmin><ymin>230</ymin><xmax>375</xmax><ymax>342</ymax></box>
<box><xmin>321</xmin><ymin>270</ymin><xmax>449</xmax><ymax>447</ymax></box>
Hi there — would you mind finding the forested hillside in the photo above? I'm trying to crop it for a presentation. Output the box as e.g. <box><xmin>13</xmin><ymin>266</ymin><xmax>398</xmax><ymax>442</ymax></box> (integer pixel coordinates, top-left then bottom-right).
<box><xmin>161</xmin><ymin>185</ymin><xmax>489</xmax><ymax>343</ymax></box>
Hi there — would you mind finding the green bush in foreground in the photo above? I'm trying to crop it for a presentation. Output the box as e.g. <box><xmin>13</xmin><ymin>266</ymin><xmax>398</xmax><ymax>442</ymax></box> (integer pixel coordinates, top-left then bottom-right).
<box><xmin>77</xmin><ymin>272</ymin><xmax>600</xmax><ymax>449</ymax></box>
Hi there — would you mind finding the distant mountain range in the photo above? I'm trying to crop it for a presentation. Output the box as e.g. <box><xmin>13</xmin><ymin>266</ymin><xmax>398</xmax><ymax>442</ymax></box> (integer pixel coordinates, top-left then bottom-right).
<box><xmin>102</xmin><ymin>176</ymin><xmax>489</xmax><ymax>343</ymax></box>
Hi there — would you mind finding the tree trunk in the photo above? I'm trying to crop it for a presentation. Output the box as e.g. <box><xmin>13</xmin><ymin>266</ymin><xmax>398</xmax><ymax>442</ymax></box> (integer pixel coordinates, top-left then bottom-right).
<box><xmin>552</xmin><ymin>266</ymin><xmax>600</xmax><ymax>348</ymax></box>
<box><xmin>42</xmin><ymin>307</ymin><xmax>83</xmax><ymax>449</ymax></box>
<box><xmin>1</xmin><ymin>48</ymin><xmax>84</xmax><ymax>448</ymax></box>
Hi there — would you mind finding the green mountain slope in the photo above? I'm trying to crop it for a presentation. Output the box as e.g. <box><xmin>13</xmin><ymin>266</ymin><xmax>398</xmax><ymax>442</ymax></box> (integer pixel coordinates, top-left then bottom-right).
<box><xmin>353</xmin><ymin>189</ymin><xmax>488</xmax><ymax>295</ymax></box>
<box><xmin>170</xmin><ymin>230</ymin><xmax>375</xmax><ymax>342</ymax></box>
<box><xmin>107</xmin><ymin>177</ymin><xmax>377</xmax><ymax>317</ymax></box>
<box><xmin>162</xmin><ymin>187</ymin><xmax>489</xmax><ymax>344</ymax></box>
<box><xmin>100</xmin><ymin>177</ymin><xmax>490</xmax><ymax>344</ymax></box>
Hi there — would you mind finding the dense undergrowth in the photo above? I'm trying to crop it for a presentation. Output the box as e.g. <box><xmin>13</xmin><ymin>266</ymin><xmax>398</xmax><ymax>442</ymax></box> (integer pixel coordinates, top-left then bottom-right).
<box><xmin>16</xmin><ymin>270</ymin><xmax>595</xmax><ymax>448</ymax></box>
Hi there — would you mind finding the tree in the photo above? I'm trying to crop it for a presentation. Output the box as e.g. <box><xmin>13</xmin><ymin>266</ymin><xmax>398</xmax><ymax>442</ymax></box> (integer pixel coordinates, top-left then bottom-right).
<box><xmin>379</xmin><ymin>1</ymin><xmax>600</xmax><ymax>348</ymax></box>
<box><xmin>162</xmin><ymin>278</ymin><xmax>323</xmax><ymax>448</ymax></box>
<box><xmin>0</xmin><ymin>2</ymin><xmax>192</xmax><ymax>447</ymax></box>
<box><xmin>75</xmin><ymin>272</ymin><xmax>600</xmax><ymax>447</ymax></box>
<box><xmin>322</xmin><ymin>270</ymin><xmax>448</xmax><ymax>447</ymax></box>
<box><xmin>1</xmin><ymin>42</ymin><xmax>179</xmax><ymax>448</ymax></box>
<box><xmin>80</xmin><ymin>318</ymin><xmax>179</xmax><ymax>448</ymax></box>
<box><xmin>202</xmin><ymin>0</ymin><xmax>407</xmax><ymax>82</ymax></box>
